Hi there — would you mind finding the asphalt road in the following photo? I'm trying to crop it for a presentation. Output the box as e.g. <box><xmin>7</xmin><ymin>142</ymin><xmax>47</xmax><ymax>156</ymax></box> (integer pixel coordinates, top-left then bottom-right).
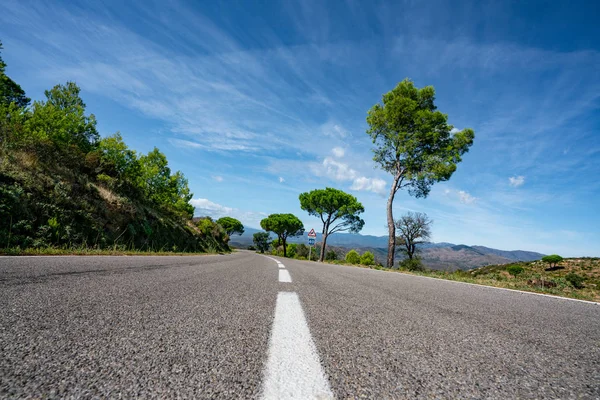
<box><xmin>1</xmin><ymin>251</ymin><xmax>598</xmax><ymax>399</ymax></box>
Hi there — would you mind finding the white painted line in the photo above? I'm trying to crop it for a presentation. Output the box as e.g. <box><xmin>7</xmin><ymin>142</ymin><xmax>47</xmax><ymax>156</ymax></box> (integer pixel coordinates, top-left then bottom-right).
<box><xmin>278</xmin><ymin>263</ymin><xmax>285</xmax><ymax>269</ymax></box>
<box><xmin>261</xmin><ymin>292</ymin><xmax>333</xmax><ymax>400</ymax></box>
<box><xmin>279</xmin><ymin>270</ymin><xmax>292</xmax><ymax>283</ymax></box>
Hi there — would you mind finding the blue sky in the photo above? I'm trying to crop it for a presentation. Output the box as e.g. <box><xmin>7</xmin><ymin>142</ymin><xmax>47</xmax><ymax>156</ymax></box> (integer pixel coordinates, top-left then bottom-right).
<box><xmin>1</xmin><ymin>0</ymin><xmax>599</xmax><ymax>256</ymax></box>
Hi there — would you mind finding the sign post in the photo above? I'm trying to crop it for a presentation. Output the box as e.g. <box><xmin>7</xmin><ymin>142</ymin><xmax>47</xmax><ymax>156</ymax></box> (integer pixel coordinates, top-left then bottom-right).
<box><xmin>307</xmin><ymin>228</ymin><xmax>317</xmax><ymax>261</ymax></box>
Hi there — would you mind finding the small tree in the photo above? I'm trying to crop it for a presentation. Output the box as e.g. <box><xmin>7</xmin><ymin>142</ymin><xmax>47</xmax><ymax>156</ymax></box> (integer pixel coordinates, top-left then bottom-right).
<box><xmin>217</xmin><ymin>217</ymin><xmax>244</xmax><ymax>236</ymax></box>
<box><xmin>296</xmin><ymin>243</ymin><xmax>309</xmax><ymax>258</ymax></box>
<box><xmin>360</xmin><ymin>251</ymin><xmax>375</xmax><ymax>266</ymax></box>
<box><xmin>367</xmin><ymin>79</ymin><xmax>474</xmax><ymax>268</ymax></box>
<box><xmin>260</xmin><ymin>213</ymin><xmax>304</xmax><ymax>257</ymax></box>
<box><xmin>506</xmin><ymin>265</ymin><xmax>524</xmax><ymax>277</ymax></box>
<box><xmin>253</xmin><ymin>232</ymin><xmax>270</xmax><ymax>253</ymax></box>
<box><xmin>325</xmin><ymin>250</ymin><xmax>337</xmax><ymax>261</ymax></box>
<box><xmin>542</xmin><ymin>254</ymin><xmax>563</xmax><ymax>268</ymax></box>
<box><xmin>345</xmin><ymin>249</ymin><xmax>360</xmax><ymax>264</ymax></box>
<box><xmin>299</xmin><ymin>187</ymin><xmax>365</xmax><ymax>262</ymax></box>
<box><xmin>395</xmin><ymin>212</ymin><xmax>432</xmax><ymax>260</ymax></box>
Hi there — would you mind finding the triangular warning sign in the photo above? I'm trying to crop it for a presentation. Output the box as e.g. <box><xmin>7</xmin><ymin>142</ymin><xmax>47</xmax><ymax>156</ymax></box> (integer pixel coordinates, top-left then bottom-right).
<box><xmin>308</xmin><ymin>228</ymin><xmax>317</xmax><ymax>237</ymax></box>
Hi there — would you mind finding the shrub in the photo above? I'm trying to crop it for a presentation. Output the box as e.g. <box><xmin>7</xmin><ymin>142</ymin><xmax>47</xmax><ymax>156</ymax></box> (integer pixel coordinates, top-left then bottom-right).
<box><xmin>247</xmin><ymin>245</ymin><xmax>256</xmax><ymax>251</ymax></box>
<box><xmin>506</xmin><ymin>265</ymin><xmax>524</xmax><ymax>276</ymax></box>
<box><xmin>360</xmin><ymin>251</ymin><xmax>375</xmax><ymax>266</ymax></box>
<box><xmin>325</xmin><ymin>250</ymin><xmax>337</xmax><ymax>261</ymax></box>
<box><xmin>565</xmin><ymin>272</ymin><xmax>585</xmax><ymax>289</ymax></box>
<box><xmin>296</xmin><ymin>243</ymin><xmax>309</xmax><ymax>258</ymax></box>
<box><xmin>345</xmin><ymin>249</ymin><xmax>360</xmax><ymax>264</ymax></box>
<box><xmin>286</xmin><ymin>243</ymin><xmax>297</xmax><ymax>258</ymax></box>
<box><xmin>399</xmin><ymin>258</ymin><xmax>424</xmax><ymax>271</ymax></box>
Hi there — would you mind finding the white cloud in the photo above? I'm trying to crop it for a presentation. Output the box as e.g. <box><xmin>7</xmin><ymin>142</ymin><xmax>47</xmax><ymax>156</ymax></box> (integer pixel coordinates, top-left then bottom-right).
<box><xmin>350</xmin><ymin>177</ymin><xmax>387</xmax><ymax>195</ymax></box>
<box><xmin>190</xmin><ymin>198</ymin><xmax>233</xmax><ymax>217</ymax></box>
<box><xmin>320</xmin><ymin>120</ymin><xmax>348</xmax><ymax>138</ymax></box>
<box><xmin>458</xmin><ymin>190</ymin><xmax>477</xmax><ymax>204</ymax></box>
<box><xmin>450</xmin><ymin>127</ymin><xmax>460</xmax><ymax>134</ymax></box>
<box><xmin>332</xmin><ymin>147</ymin><xmax>345</xmax><ymax>158</ymax></box>
<box><xmin>509</xmin><ymin>175</ymin><xmax>525</xmax><ymax>187</ymax></box>
<box><xmin>279</xmin><ymin>176</ymin><xmax>285</xmax><ymax>183</ymax></box>
<box><xmin>320</xmin><ymin>156</ymin><xmax>358</xmax><ymax>181</ymax></box>
<box><xmin>190</xmin><ymin>198</ymin><xmax>267</xmax><ymax>227</ymax></box>
<box><xmin>212</xmin><ymin>175</ymin><xmax>223</xmax><ymax>182</ymax></box>
<box><xmin>444</xmin><ymin>188</ymin><xmax>478</xmax><ymax>205</ymax></box>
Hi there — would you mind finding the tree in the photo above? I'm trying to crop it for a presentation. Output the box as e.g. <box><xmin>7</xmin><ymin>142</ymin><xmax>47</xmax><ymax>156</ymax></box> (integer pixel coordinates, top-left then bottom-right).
<box><xmin>395</xmin><ymin>211</ymin><xmax>432</xmax><ymax>261</ymax></box>
<box><xmin>299</xmin><ymin>187</ymin><xmax>365</xmax><ymax>262</ymax></box>
<box><xmin>366</xmin><ymin>79</ymin><xmax>474</xmax><ymax>268</ymax></box>
<box><xmin>25</xmin><ymin>82</ymin><xmax>99</xmax><ymax>152</ymax></box>
<box><xmin>253</xmin><ymin>232</ymin><xmax>270</xmax><ymax>253</ymax></box>
<box><xmin>360</xmin><ymin>251</ymin><xmax>375</xmax><ymax>266</ymax></box>
<box><xmin>542</xmin><ymin>254</ymin><xmax>563</xmax><ymax>269</ymax></box>
<box><xmin>345</xmin><ymin>249</ymin><xmax>360</xmax><ymax>264</ymax></box>
<box><xmin>260</xmin><ymin>213</ymin><xmax>304</xmax><ymax>257</ymax></box>
<box><xmin>217</xmin><ymin>217</ymin><xmax>244</xmax><ymax>236</ymax></box>
<box><xmin>0</xmin><ymin>41</ymin><xmax>30</xmax><ymax>108</ymax></box>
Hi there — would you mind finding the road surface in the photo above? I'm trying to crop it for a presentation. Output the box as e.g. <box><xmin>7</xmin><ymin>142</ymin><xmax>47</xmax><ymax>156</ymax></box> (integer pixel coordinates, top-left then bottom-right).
<box><xmin>1</xmin><ymin>251</ymin><xmax>598</xmax><ymax>398</ymax></box>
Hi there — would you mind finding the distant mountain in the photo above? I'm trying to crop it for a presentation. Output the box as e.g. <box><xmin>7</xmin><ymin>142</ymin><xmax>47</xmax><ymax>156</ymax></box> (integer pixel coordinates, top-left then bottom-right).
<box><xmin>229</xmin><ymin>228</ymin><xmax>545</xmax><ymax>271</ymax></box>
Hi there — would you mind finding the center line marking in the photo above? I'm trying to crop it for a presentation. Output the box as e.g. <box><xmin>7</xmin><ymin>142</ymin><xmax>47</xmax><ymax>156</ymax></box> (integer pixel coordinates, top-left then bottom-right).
<box><xmin>261</xmin><ymin>292</ymin><xmax>333</xmax><ymax>399</ymax></box>
<box><xmin>279</xmin><ymin>270</ymin><xmax>292</xmax><ymax>283</ymax></box>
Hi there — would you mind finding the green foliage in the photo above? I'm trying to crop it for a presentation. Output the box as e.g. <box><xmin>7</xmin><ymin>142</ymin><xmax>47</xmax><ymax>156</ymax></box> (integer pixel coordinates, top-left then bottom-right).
<box><xmin>216</xmin><ymin>217</ymin><xmax>244</xmax><ymax>236</ymax></box>
<box><xmin>345</xmin><ymin>249</ymin><xmax>360</xmax><ymax>264</ymax></box>
<box><xmin>506</xmin><ymin>265</ymin><xmax>524</xmax><ymax>276</ymax></box>
<box><xmin>260</xmin><ymin>213</ymin><xmax>304</xmax><ymax>257</ymax></box>
<box><xmin>253</xmin><ymin>232</ymin><xmax>270</xmax><ymax>253</ymax></box>
<box><xmin>0</xmin><ymin>41</ymin><xmax>30</xmax><ymax>108</ymax></box>
<box><xmin>325</xmin><ymin>250</ymin><xmax>337</xmax><ymax>261</ymax></box>
<box><xmin>542</xmin><ymin>254</ymin><xmax>563</xmax><ymax>267</ymax></box>
<box><xmin>366</xmin><ymin>78</ymin><xmax>474</xmax><ymax>267</ymax></box>
<box><xmin>360</xmin><ymin>251</ymin><xmax>375</xmax><ymax>266</ymax></box>
<box><xmin>299</xmin><ymin>187</ymin><xmax>364</xmax><ymax>262</ymax></box>
<box><xmin>296</xmin><ymin>243</ymin><xmax>309</xmax><ymax>258</ymax></box>
<box><xmin>25</xmin><ymin>82</ymin><xmax>99</xmax><ymax>152</ymax></box>
<box><xmin>400</xmin><ymin>258</ymin><xmax>425</xmax><ymax>271</ymax></box>
<box><xmin>565</xmin><ymin>272</ymin><xmax>585</xmax><ymax>289</ymax></box>
<box><xmin>0</xmin><ymin>45</ymin><xmax>221</xmax><ymax>254</ymax></box>
<box><xmin>286</xmin><ymin>243</ymin><xmax>297</xmax><ymax>258</ymax></box>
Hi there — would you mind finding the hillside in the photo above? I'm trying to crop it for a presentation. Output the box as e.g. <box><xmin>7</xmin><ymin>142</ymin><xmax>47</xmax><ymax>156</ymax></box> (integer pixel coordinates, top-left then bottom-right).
<box><xmin>0</xmin><ymin>49</ymin><xmax>229</xmax><ymax>254</ymax></box>
<box><xmin>229</xmin><ymin>228</ymin><xmax>545</xmax><ymax>270</ymax></box>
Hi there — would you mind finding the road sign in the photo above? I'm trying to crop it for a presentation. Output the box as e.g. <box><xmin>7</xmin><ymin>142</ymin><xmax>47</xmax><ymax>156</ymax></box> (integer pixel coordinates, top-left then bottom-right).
<box><xmin>308</xmin><ymin>238</ymin><xmax>315</xmax><ymax>246</ymax></box>
<box><xmin>308</xmin><ymin>228</ymin><xmax>317</xmax><ymax>238</ymax></box>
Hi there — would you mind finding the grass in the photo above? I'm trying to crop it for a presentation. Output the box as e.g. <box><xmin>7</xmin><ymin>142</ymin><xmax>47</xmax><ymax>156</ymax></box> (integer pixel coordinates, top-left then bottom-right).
<box><xmin>320</xmin><ymin>257</ymin><xmax>600</xmax><ymax>303</ymax></box>
<box><xmin>0</xmin><ymin>246</ymin><xmax>230</xmax><ymax>256</ymax></box>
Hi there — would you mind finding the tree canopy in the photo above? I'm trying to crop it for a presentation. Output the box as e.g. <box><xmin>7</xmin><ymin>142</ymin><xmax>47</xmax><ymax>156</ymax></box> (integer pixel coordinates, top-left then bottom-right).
<box><xmin>367</xmin><ymin>78</ymin><xmax>474</xmax><ymax>267</ymax></box>
<box><xmin>217</xmin><ymin>217</ymin><xmax>244</xmax><ymax>236</ymax></box>
<box><xmin>0</xmin><ymin>41</ymin><xmax>30</xmax><ymax>108</ymax></box>
<box><xmin>542</xmin><ymin>254</ymin><xmax>563</xmax><ymax>268</ymax></box>
<box><xmin>260</xmin><ymin>213</ymin><xmax>304</xmax><ymax>257</ymax></box>
<box><xmin>299</xmin><ymin>187</ymin><xmax>364</xmax><ymax>262</ymax></box>
<box><xmin>253</xmin><ymin>232</ymin><xmax>270</xmax><ymax>253</ymax></box>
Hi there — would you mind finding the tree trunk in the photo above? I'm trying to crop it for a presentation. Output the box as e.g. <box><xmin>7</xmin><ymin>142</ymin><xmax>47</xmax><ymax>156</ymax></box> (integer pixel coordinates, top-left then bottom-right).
<box><xmin>281</xmin><ymin>236</ymin><xmax>287</xmax><ymax>257</ymax></box>
<box><xmin>386</xmin><ymin>176</ymin><xmax>400</xmax><ymax>268</ymax></box>
<box><xmin>319</xmin><ymin>233</ymin><xmax>328</xmax><ymax>262</ymax></box>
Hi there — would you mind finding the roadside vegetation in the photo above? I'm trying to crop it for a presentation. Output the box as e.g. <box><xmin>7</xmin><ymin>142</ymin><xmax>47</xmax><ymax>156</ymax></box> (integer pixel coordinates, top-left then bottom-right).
<box><xmin>0</xmin><ymin>42</ymin><xmax>231</xmax><ymax>255</ymax></box>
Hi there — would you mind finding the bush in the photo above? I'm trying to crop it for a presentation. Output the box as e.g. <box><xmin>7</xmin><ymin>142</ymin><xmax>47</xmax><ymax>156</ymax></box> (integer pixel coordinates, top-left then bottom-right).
<box><xmin>399</xmin><ymin>258</ymin><xmax>424</xmax><ymax>271</ymax></box>
<box><xmin>345</xmin><ymin>249</ymin><xmax>360</xmax><ymax>264</ymax></box>
<box><xmin>247</xmin><ymin>245</ymin><xmax>256</xmax><ymax>251</ymax></box>
<box><xmin>286</xmin><ymin>243</ymin><xmax>297</xmax><ymax>258</ymax></box>
<box><xmin>565</xmin><ymin>272</ymin><xmax>585</xmax><ymax>289</ymax></box>
<box><xmin>360</xmin><ymin>251</ymin><xmax>375</xmax><ymax>266</ymax></box>
<box><xmin>296</xmin><ymin>243</ymin><xmax>309</xmax><ymax>258</ymax></box>
<box><xmin>506</xmin><ymin>265</ymin><xmax>524</xmax><ymax>276</ymax></box>
<box><xmin>325</xmin><ymin>250</ymin><xmax>337</xmax><ymax>261</ymax></box>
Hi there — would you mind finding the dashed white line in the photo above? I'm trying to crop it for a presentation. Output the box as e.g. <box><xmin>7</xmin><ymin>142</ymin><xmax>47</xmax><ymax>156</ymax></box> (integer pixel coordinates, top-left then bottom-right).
<box><xmin>279</xmin><ymin>270</ymin><xmax>292</xmax><ymax>283</ymax></box>
<box><xmin>261</xmin><ymin>292</ymin><xmax>333</xmax><ymax>399</ymax></box>
<box><xmin>278</xmin><ymin>263</ymin><xmax>285</xmax><ymax>269</ymax></box>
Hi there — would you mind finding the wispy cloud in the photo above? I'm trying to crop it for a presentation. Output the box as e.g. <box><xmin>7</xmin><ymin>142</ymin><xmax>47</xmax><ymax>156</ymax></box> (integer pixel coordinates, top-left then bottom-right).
<box><xmin>509</xmin><ymin>176</ymin><xmax>525</xmax><ymax>187</ymax></box>
<box><xmin>332</xmin><ymin>147</ymin><xmax>345</xmax><ymax>158</ymax></box>
<box><xmin>279</xmin><ymin>176</ymin><xmax>285</xmax><ymax>183</ymax></box>
<box><xmin>191</xmin><ymin>198</ymin><xmax>267</xmax><ymax>227</ymax></box>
